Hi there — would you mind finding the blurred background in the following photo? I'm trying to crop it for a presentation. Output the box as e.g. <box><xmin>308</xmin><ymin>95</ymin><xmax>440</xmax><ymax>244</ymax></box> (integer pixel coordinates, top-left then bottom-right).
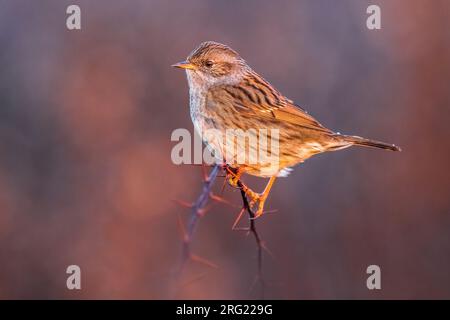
<box><xmin>0</xmin><ymin>0</ymin><xmax>449</xmax><ymax>299</ymax></box>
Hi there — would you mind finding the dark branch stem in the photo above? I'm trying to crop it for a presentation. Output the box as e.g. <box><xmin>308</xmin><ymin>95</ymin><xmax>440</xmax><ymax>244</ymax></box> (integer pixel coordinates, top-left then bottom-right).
<box><xmin>177</xmin><ymin>164</ymin><xmax>221</xmax><ymax>275</ymax></box>
<box><xmin>238</xmin><ymin>182</ymin><xmax>265</xmax><ymax>298</ymax></box>
<box><xmin>174</xmin><ymin>164</ymin><xmax>265</xmax><ymax>299</ymax></box>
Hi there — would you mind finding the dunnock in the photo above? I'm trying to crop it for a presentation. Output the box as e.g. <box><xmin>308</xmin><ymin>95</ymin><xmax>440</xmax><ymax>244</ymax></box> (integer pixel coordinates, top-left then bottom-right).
<box><xmin>173</xmin><ymin>41</ymin><xmax>400</xmax><ymax>217</ymax></box>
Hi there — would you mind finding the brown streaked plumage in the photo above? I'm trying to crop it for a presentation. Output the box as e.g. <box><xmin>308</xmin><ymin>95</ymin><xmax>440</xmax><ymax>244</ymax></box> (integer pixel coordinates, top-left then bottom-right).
<box><xmin>173</xmin><ymin>41</ymin><xmax>401</xmax><ymax>217</ymax></box>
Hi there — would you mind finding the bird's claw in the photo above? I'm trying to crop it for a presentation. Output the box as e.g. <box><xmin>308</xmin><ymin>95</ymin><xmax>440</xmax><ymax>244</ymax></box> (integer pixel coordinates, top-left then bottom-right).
<box><xmin>227</xmin><ymin>173</ymin><xmax>241</xmax><ymax>189</ymax></box>
<box><xmin>248</xmin><ymin>192</ymin><xmax>267</xmax><ymax>219</ymax></box>
<box><xmin>225</xmin><ymin>166</ymin><xmax>273</xmax><ymax>219</ymax></box>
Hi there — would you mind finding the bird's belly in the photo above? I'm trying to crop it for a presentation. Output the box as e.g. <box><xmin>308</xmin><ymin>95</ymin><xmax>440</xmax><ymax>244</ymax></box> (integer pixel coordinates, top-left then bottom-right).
<box><xmin>191</xmin><ymin>113</ymin><xmax>226</xmax><ymax>161</ymax></box>
<box><xmin>192</xmin><ymin>114</ymin><xmax>285</xmax><ymax>176</ymax></box>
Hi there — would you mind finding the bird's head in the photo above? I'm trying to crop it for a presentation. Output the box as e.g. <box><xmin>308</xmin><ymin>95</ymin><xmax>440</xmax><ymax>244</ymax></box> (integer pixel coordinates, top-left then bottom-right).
<box><xmin>172</xmin><ymin>41</ymin><xmax>248</xmax><ymax>89</ymax></box>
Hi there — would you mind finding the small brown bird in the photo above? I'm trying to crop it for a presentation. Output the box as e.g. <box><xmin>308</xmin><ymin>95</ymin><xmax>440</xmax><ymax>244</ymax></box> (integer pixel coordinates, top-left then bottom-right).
<box><xmin>173</xmin><ymin>41</ymin><xmax>400</xmax><ymax>217</ymax></box>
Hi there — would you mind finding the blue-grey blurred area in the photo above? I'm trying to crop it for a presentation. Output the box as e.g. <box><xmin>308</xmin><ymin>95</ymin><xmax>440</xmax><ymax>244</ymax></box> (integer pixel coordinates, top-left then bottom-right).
<box><xmin>0</xmin><ymin>0</ymin><xmax>449</xmax><ymax>299</ymax></box>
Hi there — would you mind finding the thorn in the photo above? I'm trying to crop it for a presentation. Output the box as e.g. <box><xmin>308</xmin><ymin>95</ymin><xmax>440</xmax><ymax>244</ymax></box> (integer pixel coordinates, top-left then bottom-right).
<box><xmin>201</xmin><ymin>164</ymin><xmax>209</xmax><ymax>182</ymax></box>
<box><xmin>176</xmin><ymin>213</ymin><xmax>188</xmax><ymax>241</ymax></box>
<box><xmin>261</xmin><ymin>241</ymin><xmax>275</xmax><ymax>260</ymax></box>
<box><xmin>248</xmin><ymin>209</ymin><xmax>278</xmax><ymax>220</ymax></box>
<box><xmin>196</xmin><ymin>208</ymin><xmax>205</xmax><ymax>217</ymax></box>
<box><xmin>198</xmin><ymin>203</ymin><xmax>216</xmax><ymax>216</ymax></box>
<box><xmin>232</xmin><ymin>208</ymin><xmax>246</xmax><ymax>230</ymax></box>
<box><xmin>180</xmin><ymin>273</ymin><xmax>208</xmax><ymax>288</ymax></box>
<box><xmin>249</xmin><ymin>214</ymin><xmax>263</xmax><ymax>221</ymax></box>
<box><xmin>190</xmin><ymin>254</ymin><xmax>219</xmax><ymax>269</ymax></box>
<box><xmin>172</xmin><ymin>199</ymin><xmax>193</xmax><ymax>208</ymax></box>
<box><xmin>209</xmin><ymin>193</ymin><xmax>236</xmax><ymax>208</ymax></box>
<box><xmin>232</xmin><ymin>227</ymin><xmax>251</xmax><ymax>232</ymax></box>
<box><xmin>220</xmin><ymin>178</ymin><xmax>228</xmax><ymax>195</ymax></box>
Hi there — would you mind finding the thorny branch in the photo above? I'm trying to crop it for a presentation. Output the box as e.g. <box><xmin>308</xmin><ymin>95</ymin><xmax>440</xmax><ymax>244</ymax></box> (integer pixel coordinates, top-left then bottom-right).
<box><xmin>237</xmin><ymin>182</ymin><xmax>266</xmax><ymax>298</ymax></box>
<box><xmin>176</xmin><ymin>164</ymin><xmax>221</xmax><ymax>275</ymax></box>
<box><xmin>175</xmin><ymin>164</ymin><xmax>267</xmax><ymax>298</ymax></box>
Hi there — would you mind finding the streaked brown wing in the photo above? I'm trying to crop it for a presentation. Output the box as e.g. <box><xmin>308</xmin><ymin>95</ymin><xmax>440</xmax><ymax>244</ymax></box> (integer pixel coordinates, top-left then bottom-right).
<box><xmin>207</xmin><ymin>72</ymin><xmax>333</xmax><ymax>134</ymax></box>
<box><xmin>269</xmin><ymin>102</ymin><xmax>332</xmax><ymax>134</ymax></box>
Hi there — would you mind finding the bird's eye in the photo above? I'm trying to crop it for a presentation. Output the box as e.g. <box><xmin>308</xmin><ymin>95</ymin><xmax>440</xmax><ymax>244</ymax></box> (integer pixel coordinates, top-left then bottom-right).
<box><xmin>204</xmin><ymin>60</ymin><xmax>214</xmax><ymax>68</ymax></box>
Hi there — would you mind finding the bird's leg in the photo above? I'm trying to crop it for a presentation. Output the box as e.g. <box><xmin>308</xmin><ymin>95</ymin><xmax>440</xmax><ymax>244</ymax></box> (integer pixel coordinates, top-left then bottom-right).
<box><xmin>225</xmin><ymin>166</ymin><xmax>276</xmax><ymax>218</ymax></box>
<box><xmin>239</xmin><ymin>182</ymin><xmax>260</xmax><ymax>206</ymax></box>
<box><xmin>225</xmin><ymin>166</ymin><xmax>260</xmax><ymax>207</ymax></box>
<box><xmin>252</xmin><ymin>176</ymin><xmax>277</xmax><ymax>218</ymax></box>
<box><xmin>239</xmin><ymin>176</ymin><xmax>277</xmax><ymax>219</ymax></box>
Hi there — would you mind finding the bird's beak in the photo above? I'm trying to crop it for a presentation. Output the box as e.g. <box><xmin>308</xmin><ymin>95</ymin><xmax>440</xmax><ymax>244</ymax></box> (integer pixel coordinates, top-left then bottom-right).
<box><xmin>172</xmin><ymin>60</ymin><xmax>196</xmax><ymax>70</ymax></box>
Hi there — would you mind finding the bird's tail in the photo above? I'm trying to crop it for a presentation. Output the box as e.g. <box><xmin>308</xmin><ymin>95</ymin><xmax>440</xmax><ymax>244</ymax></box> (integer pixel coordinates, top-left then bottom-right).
<box><xmin>337</xmin><ymin>134</ymin><xmax>401</xmax><ymax>152</ymax></box>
